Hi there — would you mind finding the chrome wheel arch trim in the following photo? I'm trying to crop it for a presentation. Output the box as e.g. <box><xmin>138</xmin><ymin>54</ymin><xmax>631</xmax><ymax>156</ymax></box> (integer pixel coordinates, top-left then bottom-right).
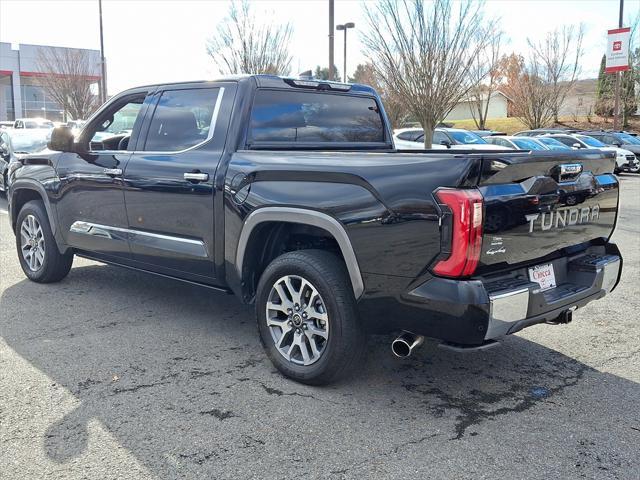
<box><xmin>235</xmin><ymin>207</ymin><xmax>364</xmax><ymax>299</ymax></box>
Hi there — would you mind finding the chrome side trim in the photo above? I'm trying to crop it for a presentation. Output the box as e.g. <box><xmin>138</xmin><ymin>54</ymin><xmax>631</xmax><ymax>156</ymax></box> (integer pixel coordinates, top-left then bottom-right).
<box><xmin>70</xmin><ymin>221</ymin><xmax>208</xmax><ymax>258</ymax></box>
<box><xmin>485</xmin><ymin>287</ymin><xmax>530</xmax><ymax>340</ymax></box>
<box><xmin>235</xmin><ymin>207</ymin><xmax>364</xmax><ymax>299</ymax></box>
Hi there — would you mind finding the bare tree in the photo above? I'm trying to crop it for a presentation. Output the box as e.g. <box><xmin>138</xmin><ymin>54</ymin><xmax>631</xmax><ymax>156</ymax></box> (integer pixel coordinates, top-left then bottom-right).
<box><xmin>35</xmin><ymin>47</ymin><xmax>100</xmax><ymax>121</ymax></box>
<box><xmin>361</xmin><ymin>0</ymin><xmax>497</xmax><ymax>148</ymax></box>
<box><xmin>467</xmin><ymin>30</ymin><xmax>503</xmax><ymax>130</ymax></box>
<box><xmin>498</xmin><ymin>52</ymin><xmax>556</xmax><ymax>129</ymax></box>
<box><xmin>349</xmin><ymin>62</ymin><xmax>411</xmax><ymax>129</ymax></box>
<box><xmin>206</xmin><ymin>0</ymin><xmax>293</xmax><ymax>75</ymax></box>
<box><xmin>527</xmin><ymin>25</ymin><xmax>584</xmax><ymax>123</ymax></box>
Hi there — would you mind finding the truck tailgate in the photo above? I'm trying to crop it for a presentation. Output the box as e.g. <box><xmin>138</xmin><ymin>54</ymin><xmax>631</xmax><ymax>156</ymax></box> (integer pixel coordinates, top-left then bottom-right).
<box><xmin>476</xmin><ymin>150</ymin><xmax>618</xmax><ymax>270</ymax></box>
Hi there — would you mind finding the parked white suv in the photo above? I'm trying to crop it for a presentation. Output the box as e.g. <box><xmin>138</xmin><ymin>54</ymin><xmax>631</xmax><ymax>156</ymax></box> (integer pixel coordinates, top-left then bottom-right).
<box><xmin>393</xmin><ymin>127</ymin><xmax>510</xmax><ymax>150</ymax></box>
<box><xmin>13</xmin><ymin>118</ymin><xmax>54</xmax><ymax>130</ymax></box>
<box><xmin>542</xmin><ymin>134</ymin><xmax>638</xmax><ymax>174</ymax></box>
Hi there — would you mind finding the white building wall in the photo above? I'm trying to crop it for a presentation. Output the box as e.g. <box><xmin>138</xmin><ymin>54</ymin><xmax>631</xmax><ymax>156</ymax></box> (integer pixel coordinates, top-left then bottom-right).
<box><xmin>445</xmin><ymin>94</ymin><xmax>508</xmax><ymax>121</ymax></box>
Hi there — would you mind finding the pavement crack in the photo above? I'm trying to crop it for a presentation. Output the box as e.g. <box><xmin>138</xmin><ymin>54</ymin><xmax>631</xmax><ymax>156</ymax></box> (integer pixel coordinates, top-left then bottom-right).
<box><xmin>111</xmin><ymin>380</ymin><xmax>169</xmax><ymax>395</ymax></box>
<box><xmin>199</xmin><ymin>408</ymin><xmax>236</xmax><ymax>420</ymax></box>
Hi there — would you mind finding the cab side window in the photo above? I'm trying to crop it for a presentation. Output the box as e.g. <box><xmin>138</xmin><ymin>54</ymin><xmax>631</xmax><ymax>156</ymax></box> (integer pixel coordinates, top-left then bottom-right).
<box><xmin>143</xmin><ymin>88</ymin><xmax>220</xmax><ymax>152</ymax></box>
<box><xmin>85</xmin><ymin>94</ymin><xmax>147</xmax><ymax>152</ymax></box>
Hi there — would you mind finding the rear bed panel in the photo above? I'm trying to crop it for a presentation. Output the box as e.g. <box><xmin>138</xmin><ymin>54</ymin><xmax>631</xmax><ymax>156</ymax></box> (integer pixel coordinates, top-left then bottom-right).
<box><xmin>476</xmin><ymin>150</ymin><xmax>618</xmax><ymax>270</ymax></box>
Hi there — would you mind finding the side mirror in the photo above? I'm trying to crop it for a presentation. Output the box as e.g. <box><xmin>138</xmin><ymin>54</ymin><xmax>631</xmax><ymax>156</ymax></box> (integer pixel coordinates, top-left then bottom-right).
<box><xmin>48</xmin><ymin>126</ymin><xmax>75</xmax><ymax>152</ymax></box>
<box><xmin>440</xmin><ymin>140</ymin><xmax>452</xmax><ymax>149</ymax></box>
<box><xmin>572</xmin><ymin>143</ymin><xmax>582</xmax><ymax>149</ymax></box>
<box><xmin>613</xmin><ymin>141</ymin><xmax>622</xmax><ymax>147</ymax></box>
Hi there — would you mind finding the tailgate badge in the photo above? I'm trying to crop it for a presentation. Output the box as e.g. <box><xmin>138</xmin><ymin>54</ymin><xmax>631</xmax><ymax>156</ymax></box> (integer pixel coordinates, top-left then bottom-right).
<box><xmin>554</xmin><ymin>163</ymin><xmax>583</xmax><ymax>182</ymax></box>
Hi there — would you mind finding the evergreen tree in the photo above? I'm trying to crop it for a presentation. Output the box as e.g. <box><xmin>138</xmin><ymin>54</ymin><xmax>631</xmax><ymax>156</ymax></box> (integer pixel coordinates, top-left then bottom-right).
<box><xmin>313</xmin><ymin>65</ymin><xmax>340</xmax><ymax>81</ymax></box>
<box><xmin>595</xmin><ymin>54</ymin><xmax>615</xmax><ymax>116</ymax></box>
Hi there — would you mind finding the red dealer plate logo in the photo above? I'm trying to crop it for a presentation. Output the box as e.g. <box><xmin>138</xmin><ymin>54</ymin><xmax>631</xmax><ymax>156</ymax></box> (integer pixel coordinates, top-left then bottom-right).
<box><xmin>528</xmin><ymin>263</ymin><xmax>556</xmax><ymax>292</ymax></box>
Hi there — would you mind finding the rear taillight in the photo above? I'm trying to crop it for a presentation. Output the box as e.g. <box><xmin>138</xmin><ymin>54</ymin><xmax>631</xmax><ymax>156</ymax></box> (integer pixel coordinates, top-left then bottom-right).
<box><xmin>433</xmin><ymin>188</ymin><xmax>483</xmax><ymax>278</ymax></box>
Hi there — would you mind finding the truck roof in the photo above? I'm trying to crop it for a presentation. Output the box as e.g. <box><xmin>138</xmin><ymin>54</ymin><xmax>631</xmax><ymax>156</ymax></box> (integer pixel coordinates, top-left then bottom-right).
<box><xmin>119</xmin><ymin>74</ymin><xmax>378</xmax><ymax>96</ymax></box>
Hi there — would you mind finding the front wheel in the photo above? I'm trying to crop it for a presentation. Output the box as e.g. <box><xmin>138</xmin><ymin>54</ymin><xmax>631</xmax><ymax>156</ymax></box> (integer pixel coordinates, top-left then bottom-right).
<box><xmin>16</xmin><ymin>200</ymin><xmax>73</xmax><ymax>283</ymax></box>
<box><xmin>256</xmin><ymin>250</ymin><xmax>366</xmax><ymax>385</ymax></box>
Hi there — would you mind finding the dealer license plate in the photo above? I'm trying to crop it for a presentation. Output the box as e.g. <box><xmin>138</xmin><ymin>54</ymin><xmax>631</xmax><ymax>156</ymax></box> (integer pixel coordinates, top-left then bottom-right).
<box><xmin>528</xmin><ymin>263</ymin><xmax>556</xmax><ymax>292</ymax></box>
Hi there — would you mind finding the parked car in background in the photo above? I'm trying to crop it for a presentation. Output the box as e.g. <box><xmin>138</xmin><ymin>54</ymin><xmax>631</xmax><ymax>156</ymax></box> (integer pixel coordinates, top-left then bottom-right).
<box><xmin>0</xmin><ymin>128</ymin><xmax>50</xmax><ymax>192</ymax></box>
<box><xmin>515</xmin><ymin>128</ymin><xmax>578</xmax><ymax>137</ymax></box>
<box><xmin>473</xmin><ymin>130</ymin><xmax>507</xmax><ymax>137</ymax></box>
<box><xmin>393</xmin><ymin>128</ymin><xmax>445</xmax><ymax>149</ymax></box>
<box><xmin>579</xmin><ymin>131</ymin><xmax>640</xmax><ymax>173</ymax></box>
<box><xmin>535</xmin><ymin>137</ymin><xmax>573</xmax><ymax>151</ymax></box>
<box><xmin>543</xmin><ymin>134</ymin><xmax>639</xmax><ymax>174</ymax></box>
<box><xmin>13</xmin><ymin>118</ymin><xmax>54</xmax><ymax>130</ymax></box>
<box><xmin>393</xmin><ymin>127</ymin><xmax>510</xmax><ymax>150</ymax></box>
<box><xmin>485</xmin><ymin>135</ymin><xmax>549</xmax><ymax>151</ymax></box>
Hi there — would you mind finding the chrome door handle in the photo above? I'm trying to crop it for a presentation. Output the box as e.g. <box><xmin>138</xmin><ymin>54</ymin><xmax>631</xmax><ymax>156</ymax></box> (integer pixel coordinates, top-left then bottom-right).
<box><xmin>103</xmin><ymin>168</ymin><xmax>122</xmax><ymax>176</ymax></box>
<box><xmin>184</xmin><ymin>172</ymin><xmax>209</xmax><ymax>182</ymax></box>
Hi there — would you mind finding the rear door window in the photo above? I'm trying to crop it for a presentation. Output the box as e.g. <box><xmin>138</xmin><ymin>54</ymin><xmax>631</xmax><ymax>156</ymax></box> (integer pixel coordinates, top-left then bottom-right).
<box><xmin>144</xmin><ymin>88</ymin><xmax>221</xmax><ymax>152</ymax></box>
<box><xmin>249</xmin><ymin>90</ymin><xmax>385</xmax><ymax>144</ymax></box>
<box><xmin>433</xmin><ymin>131</ymin><xmax>449</xmax><ymax>144</ymax></box>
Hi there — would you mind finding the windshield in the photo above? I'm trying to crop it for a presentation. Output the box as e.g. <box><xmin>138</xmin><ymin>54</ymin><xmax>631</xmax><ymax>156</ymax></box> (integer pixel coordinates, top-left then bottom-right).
<box><xmin>10</xmin><ymin>134</ymin><xmax>49</xmax><ymax>153</ymax></box>
<box><xmin>578</xmin><ymin>135</ymin><xmax>606</xmax><ymax>147</ymax></box>
<box><xmin>512</xmin><ymin>138</ymin><xmax>547</xmax><ymax>150</ymax></box>
<box><xmin>538</xmin><ymin>137</ymin><xmax>571</xmax><ymax>150</ymax></box>
<box><xmin>618</xmin><ymin>133</ymin><xmax>640</xmax><ymax>145</ymax></box>
<box><xmin>448</xmin><ymin>130</ymin><xmax>487</xmax><ymax>145</ymax></box>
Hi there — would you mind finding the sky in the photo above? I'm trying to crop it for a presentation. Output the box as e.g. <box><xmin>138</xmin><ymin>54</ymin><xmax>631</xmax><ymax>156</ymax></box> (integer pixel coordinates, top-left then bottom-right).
<box><xmin>1</xmin><ymin>0</ymin><xmax>639</xmax><ymax>95</ymax></box>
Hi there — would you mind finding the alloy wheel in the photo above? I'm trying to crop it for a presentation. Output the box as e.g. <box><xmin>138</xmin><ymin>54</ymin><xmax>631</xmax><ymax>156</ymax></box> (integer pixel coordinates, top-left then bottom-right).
<box><xmin>266</xmin><ymin>275</ymin><xmax>329</xmax><ymax>366</ymax></box>
<box><xmin>20</xmin><ymin>214</ymin><xmax>45</xmax><ymax>272</ymax></box>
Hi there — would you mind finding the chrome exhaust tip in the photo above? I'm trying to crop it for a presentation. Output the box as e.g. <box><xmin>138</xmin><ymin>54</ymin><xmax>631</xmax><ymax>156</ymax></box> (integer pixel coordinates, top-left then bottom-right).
<box><xmin>391</xmin><ymin>332</ymin><xmax>424</xmax><ymax>358</ymax></box>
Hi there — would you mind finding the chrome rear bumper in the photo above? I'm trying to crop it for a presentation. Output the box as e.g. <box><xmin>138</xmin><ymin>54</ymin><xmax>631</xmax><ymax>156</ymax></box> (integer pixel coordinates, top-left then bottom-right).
<box><xmin>485</xmin><ymin>253</ymin><xmax>621</xmax><ymax>340</ymax></box>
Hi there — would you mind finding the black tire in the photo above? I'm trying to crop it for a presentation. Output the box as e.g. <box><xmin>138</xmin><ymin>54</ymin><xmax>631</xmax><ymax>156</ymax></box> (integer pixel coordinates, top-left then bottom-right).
<box><xmin>15</xmin><ymin>200</ymin><xmax>73</xmax><ymax>283</ymax></box>
<box><xmin>256</xmin><ymin>249</ymin><xmax>366</xmax><ymax>385</ymax></box>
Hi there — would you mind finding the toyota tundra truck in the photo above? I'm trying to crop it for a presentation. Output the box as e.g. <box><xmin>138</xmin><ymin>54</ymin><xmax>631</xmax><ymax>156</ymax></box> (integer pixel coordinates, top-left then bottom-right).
<box><xmin>7</xmin><ymin>75</ymin><xmax>622</xmax><ymax>384</ymax></box>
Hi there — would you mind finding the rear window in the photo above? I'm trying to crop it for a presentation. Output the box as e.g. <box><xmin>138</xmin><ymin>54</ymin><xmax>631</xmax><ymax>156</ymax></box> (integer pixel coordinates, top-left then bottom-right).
<box><xmin>512</xmin><ymin>138</ymin><xmax>546</xmax><ymax>150</ymax></box>
<box><xmin>397</xmin><ymin>130</ymin><xmax>423</xmax><ymax>141</ymax></box>
<box><xmin>249</xmin><ymin>90</ymin><xmax>385</xmax><ymax>144</ymax></box>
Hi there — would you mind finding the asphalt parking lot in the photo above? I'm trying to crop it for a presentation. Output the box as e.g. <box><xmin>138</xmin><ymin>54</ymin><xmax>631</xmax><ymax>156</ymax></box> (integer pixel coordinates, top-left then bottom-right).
<box><xmin>1</xmin><ymin>175</ymin><xmax>639</xmax><ymax>480</ymax></box>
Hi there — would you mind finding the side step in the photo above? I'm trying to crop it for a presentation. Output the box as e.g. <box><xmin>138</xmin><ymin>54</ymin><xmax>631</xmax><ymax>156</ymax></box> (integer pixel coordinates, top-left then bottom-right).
<box><xmin>438</xmin><ymin>339</ymin><xmax>501</xmax><ymax>353</ymax></box>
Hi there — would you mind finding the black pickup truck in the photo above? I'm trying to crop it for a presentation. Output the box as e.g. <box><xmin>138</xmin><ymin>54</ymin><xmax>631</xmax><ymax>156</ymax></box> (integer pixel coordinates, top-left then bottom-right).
<box><xmin>7</xmin><ymin>75</ymin><xmax>622</xmax><ymax>384</ymax></box>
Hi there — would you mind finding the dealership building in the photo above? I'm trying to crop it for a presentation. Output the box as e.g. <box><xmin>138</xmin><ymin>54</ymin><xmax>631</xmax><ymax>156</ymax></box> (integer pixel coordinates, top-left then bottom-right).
<box><xmin>0</xmin><ymin>42</ymin><xmax>101</xmax><ymax>122</ymax></box>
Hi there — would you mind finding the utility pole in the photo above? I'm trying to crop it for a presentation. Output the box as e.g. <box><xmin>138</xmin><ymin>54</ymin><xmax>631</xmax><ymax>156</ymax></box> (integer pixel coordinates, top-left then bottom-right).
<box><xmin>613</xmin><ymin>0</ymin><xmax>624</xmax><ymax>130</ymax></box>
<box><xmin>336</xmin><ymin>23</ymin><xmax>355</xmax><ymax>83</ymax></box>
<box><xmin>98</xmin><ymin>0</ymin><xmax>107</xmax><ymax>104</ymax></box>
<box><xmin>329</xmin><ymin>0</ymin><xmax>335</xmax><ymax>81</ymax></box>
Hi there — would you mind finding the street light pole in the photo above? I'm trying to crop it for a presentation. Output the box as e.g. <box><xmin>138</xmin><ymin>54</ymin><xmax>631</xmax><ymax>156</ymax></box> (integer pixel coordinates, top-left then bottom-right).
<box><xmin>336</xmin><ymin>22</ymin><xmax>355</xmax><ymax>82</ymax></box>
<box><xmin>613</xmin><ymin>0</ymin><xmax>624</xmax><ymax>130</ymax></box>
<box><xmin>98</xmin><ymin>0</ymin><xmax>107</xmax><ymax>104</ymax></box>
<box><xmin>329</xmin><ymin>0</ymin><xmax>335</xmax><ymax>81</ymax></box>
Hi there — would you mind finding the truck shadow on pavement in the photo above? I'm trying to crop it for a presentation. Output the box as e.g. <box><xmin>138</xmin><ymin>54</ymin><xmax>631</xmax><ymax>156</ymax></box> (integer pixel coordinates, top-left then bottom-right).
<box><xmin>2</xmin><ymin>262</ymin><xmax>639</xmax><ymax>478</ymax></box>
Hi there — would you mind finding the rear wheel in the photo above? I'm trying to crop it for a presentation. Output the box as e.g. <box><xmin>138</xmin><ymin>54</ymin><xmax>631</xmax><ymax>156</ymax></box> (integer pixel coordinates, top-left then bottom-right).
<box><xmin>256</xmin><ymin>250</ymin><xmax>366</xmax><ymax>385</ymax></box>
<box><xmin>16</xmin><ymin>200</ymin><xmax>73</xmax><ymax>283</ymax></box>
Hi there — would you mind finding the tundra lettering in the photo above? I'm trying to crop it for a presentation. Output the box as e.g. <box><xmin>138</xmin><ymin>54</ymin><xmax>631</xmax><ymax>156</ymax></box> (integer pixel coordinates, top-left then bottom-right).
<box><xmin>526</xmin><ymin>204</ymin><xmax>601</xmax><ymax>233</ymax></box>
<box><xmin>7</xmin><ymin>75</ymin><xmax>622</xmax><ymax>384</ymax></box>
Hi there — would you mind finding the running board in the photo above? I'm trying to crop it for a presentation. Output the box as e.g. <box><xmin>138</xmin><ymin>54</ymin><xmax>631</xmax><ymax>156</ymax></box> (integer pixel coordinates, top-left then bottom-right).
<box><xmin>438</xmin><ymin>339</ymin><xmax>501</xmax><ymax>352</ymax></box>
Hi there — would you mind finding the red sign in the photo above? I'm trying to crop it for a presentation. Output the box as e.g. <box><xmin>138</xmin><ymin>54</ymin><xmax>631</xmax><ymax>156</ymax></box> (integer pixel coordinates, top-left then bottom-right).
<box><xmin>606</xmin><ymin>27</ymin><xmax>631</xmax><ymax>73</ymax></box>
